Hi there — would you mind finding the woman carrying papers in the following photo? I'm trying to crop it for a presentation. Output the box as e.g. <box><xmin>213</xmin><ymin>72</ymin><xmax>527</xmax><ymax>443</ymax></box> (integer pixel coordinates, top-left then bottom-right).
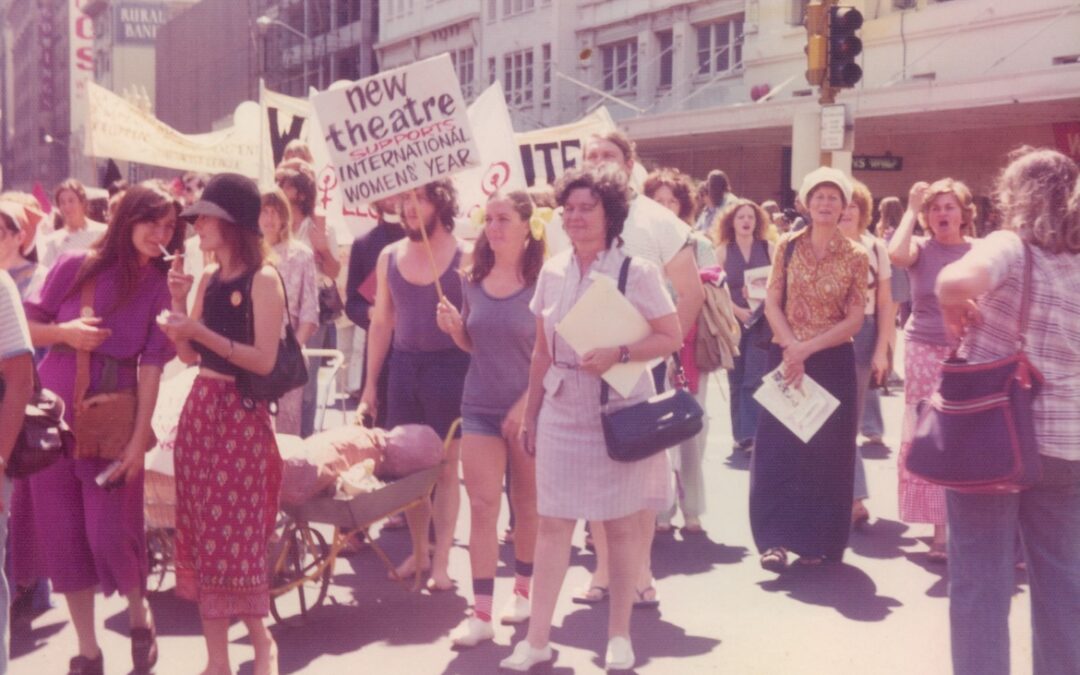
<box><xmin>750</xmin><ymin>167</ymin><xmax>868</xmax><ymax>573</ymax></box>
<box><xmin>501</xmin><ymin>166</ymin><xmax>681</xmax><ymax>672</ymax></box>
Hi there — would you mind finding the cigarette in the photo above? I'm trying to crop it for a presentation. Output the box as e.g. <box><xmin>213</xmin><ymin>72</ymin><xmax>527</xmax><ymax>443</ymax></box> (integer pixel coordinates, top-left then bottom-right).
<box><xmin>159</xmin><ymin>244</ymin><xmax>183</xmax><ymax>261</ymax></box>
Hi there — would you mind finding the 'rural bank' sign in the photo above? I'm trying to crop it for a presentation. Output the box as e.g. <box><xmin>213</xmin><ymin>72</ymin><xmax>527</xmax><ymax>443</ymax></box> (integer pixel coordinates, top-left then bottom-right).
<box><xmin>114</xmin><ymin>3</ymin><xmax>168</xmax><ymax>44</ymax></box>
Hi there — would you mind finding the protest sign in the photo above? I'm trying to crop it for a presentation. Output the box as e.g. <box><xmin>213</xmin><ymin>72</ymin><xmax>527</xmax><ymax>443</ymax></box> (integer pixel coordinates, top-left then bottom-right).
<box><xmin>453</xmin><ymin>82</ymin><xmax>527</xmax><ymax>239</ymax></box>
<box><xmin>311</xmin><ymin>54</ymin><xmax>480</xmax><ymax>209</ymax></box>
<box><xmin>85</xmin><ymin>81</ymin><xmax>260</xmax><ymax>176</ymax></box>
<box><xmin>260</xmin><ymin>84</ymin><xmax>376</xmax><ymax>239</ymax></box>
<box><xmin>85</xmin><ymin>81</ymin><xmax>260</xmax><ymax>175</ymax></box>
<box><xmin>515</xmin><ymin>107</ymin><xmax>617</xmax><ymax>186</ymax></box>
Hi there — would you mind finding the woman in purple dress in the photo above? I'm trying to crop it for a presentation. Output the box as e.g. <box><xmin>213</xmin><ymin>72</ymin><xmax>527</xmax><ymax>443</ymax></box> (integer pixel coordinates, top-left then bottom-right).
<box><xmin>19</xmin><ymin>182</ymin><xmax>183</xmax><ymax>675</ymax></box>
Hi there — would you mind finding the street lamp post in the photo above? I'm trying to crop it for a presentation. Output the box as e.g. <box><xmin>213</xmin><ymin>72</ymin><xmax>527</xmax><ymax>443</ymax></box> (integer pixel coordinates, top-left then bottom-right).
<box><xmin>256</xmin><ymin>15</ymin><xmax>313</xmax><ymax>94</ymax></box>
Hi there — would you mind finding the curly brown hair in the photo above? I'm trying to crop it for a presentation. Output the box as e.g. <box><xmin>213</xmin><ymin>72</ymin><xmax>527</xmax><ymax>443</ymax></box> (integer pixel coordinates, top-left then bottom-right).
<box><xmin>643</xmin><ymin>168</ymin><xmax>696</xmax><ymax>223</ymax></box>
<box><xmin>555</xmin><ymin>166</ymin><xmax>632</xmax><ymax>249</ymax></box>
<box><xmin>995</xmin><ymin>146</ymin><xmax>1080</xmax><ymax>254</ymax></box>
<box><xmin>919</xmin><ymin>178</ymin><xmax>977</xmax><ymax>236</ymax></box>
<box><xmin>714</xmin><ymin>199</ymin><xmax>769</xmax><ymax>245</ymax></box>
<box><xmin>275</xmin><ymin>164</ymin><xmax>317</xmax><ymax>217</ymax></box>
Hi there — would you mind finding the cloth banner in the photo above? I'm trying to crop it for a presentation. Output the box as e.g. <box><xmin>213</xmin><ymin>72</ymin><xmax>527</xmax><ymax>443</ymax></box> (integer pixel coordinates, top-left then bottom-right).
<box><xmin>515</xmin><ymin>107</ymin><xmax>617</xmax><ymax>187</ymax></box>
<box><xmin>85</xmin><ymin>81</ymin><xmax>260</xmax><ymax>177</ymax></box>
<box><xmin>310</xmin><ymin>54</ymin><xmax>481</xmax><ymax>210</ymax></box>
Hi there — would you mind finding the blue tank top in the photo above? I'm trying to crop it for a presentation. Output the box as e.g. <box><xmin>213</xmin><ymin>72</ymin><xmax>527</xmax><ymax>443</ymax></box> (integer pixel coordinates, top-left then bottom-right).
<box><xmin>387</xmin><ymin>243</ymin><xmax>464</xmax><ymax>352</ymax></box>
<box><xmin>724</xmin><ymin>240</ymin><xmax>771</xmax><ymax>309</ymax></box>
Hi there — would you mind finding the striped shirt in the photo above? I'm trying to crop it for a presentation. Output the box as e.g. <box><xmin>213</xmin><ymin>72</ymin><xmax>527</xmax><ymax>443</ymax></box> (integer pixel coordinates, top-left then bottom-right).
<box><xmin>959</xmin><ymin>230</ymin><xmax>1080</xmax><ymax>461</ymax></box>
<box><xmin>0</xmin><ymin>270</ymin><xmax>32</xmax><ymax>361</ymax></box>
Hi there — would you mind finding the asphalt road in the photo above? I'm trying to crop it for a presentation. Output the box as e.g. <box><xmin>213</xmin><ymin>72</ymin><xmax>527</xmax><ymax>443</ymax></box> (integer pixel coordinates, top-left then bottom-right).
<box><xmin>10</xmin><ymin>371</ymin><xmax>1036</xmax><ymax>675</ymax></box>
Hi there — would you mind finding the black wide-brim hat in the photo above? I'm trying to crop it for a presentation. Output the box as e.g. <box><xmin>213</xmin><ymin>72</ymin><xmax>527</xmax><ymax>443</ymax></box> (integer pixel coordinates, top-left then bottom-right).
<box><xmin>180</xmin><ymin>172</ymin><xmax>261</xmax><ymax>235</ymax></box>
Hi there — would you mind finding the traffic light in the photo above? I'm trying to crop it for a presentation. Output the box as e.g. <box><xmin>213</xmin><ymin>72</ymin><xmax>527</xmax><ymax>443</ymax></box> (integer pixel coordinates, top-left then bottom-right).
<box><xmin>828</xmin><ymin>6</ymin><xmax>863</xmax><ymax>89</ymax></box>
<box><xmin>804</xmin><ymin>2</ymin><xmax>828</xmax><ymax>87</ymax></box>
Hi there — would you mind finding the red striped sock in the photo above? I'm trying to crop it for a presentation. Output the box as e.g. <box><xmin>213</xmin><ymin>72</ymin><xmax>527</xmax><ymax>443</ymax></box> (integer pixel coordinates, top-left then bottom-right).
<box><xmin>473</xmin><ymin>594</ymin><xmax>493</xmax><ymax>622</ymax></box>
<box><xmin>513</xmin><ymin>574</ymin><xmax>531</xmax><ymax>599</ymax></box>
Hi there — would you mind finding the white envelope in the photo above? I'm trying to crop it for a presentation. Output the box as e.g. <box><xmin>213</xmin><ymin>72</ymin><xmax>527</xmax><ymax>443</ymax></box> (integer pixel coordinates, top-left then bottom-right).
<box><xmin>555</xmin><ymin>273</ymin><xmax>651</xmax><ymax>397</ymax></box>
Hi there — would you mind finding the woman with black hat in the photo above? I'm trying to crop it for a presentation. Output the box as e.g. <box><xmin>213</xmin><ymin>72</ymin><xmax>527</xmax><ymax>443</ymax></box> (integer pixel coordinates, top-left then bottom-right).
<box><xmin>159</xmin><ymin>172</ymin><xmax>286</xmax><ymax>675</ymax></box>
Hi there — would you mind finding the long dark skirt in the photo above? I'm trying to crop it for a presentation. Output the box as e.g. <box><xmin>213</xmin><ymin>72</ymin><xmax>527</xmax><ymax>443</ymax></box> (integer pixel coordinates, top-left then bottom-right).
<box><xmin>749</xmin><ymin>342</ymin><xmax>858</xmax><ymax>561</ymax></box>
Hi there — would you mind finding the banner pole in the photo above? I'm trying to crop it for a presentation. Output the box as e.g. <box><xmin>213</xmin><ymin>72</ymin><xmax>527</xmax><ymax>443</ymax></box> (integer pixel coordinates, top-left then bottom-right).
<box><xmin>410</xmin><ymin>190</ymin><xmax>445</xmax><ymax>301</ymax></box>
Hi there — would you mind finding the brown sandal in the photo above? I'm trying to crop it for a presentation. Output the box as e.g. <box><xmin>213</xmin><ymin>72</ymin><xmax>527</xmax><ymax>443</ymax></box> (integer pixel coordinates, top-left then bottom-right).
<box><xmin>760</xmin><ymin>547</ymin><xmax>789</xmax><ymax>573</ymax></box>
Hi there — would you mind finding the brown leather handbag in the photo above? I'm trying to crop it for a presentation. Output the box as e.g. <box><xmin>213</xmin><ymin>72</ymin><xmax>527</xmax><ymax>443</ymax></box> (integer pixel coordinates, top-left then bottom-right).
<box><xmin>72</xmin><ymin>277</ymin><xmax>151</xmax><ymax>460</ymax></box>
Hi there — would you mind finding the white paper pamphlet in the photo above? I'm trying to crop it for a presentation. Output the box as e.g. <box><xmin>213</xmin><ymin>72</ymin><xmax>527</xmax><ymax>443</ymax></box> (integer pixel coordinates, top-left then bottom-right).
<box><xmin>743</xmin><ymin>264</ymin><xmax>771</xmax><ymax>310</ymax></box>
<box><xmin>752</xmin><ymin>365</ymin><xmax>840</xmax><ymax>443</ymax></box>
<box><xmin>555</xmin><ymin>272</ymin><xmax>650</xmax><ymax>397</ymax></box>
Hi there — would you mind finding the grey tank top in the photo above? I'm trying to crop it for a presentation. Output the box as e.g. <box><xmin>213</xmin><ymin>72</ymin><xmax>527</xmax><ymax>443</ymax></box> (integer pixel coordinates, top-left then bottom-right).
<box><xmin>388</xmin><ymin>243</ymin><xmax>464</xmax><ymax>352</ymax></box>
<box><xmin>460</xmin><ymin>280</ymin><xmax>536</xmax><ymax>415</ymax></box>
<box><xmin>724</xmin><ymin>240</ymin><xmax>771</xmax><ymax>309</ymax></box>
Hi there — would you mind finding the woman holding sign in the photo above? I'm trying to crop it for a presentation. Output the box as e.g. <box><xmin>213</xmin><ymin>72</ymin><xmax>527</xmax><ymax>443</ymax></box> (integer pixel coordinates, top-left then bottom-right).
<box><xmin>750</xmin><ymin>167</ymin><xmax>867</xmax><ymax>573</ymax></box>
<box><xmin>502</xmin><ymin>166</ymin><xmax>680</xmax><ymax>672</ymax></box>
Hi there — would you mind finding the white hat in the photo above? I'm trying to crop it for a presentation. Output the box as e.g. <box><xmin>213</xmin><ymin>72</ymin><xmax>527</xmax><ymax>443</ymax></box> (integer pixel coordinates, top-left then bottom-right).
<box><xmin>798</xmin><ymin>166</ymin><xmax>853</xmax><ymax>206</ymax></box>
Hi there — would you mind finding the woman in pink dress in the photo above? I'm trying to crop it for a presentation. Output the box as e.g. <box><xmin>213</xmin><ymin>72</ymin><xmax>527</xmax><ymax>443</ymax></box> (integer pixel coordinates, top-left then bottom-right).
<box><xmin>887</xmin><ymin>178</ymin><xmax>975</xmax><ymax>561</ymax></box>
<box><xmin>159</xmin><ymin>173</ymin><xmax>286</xmax><ymax>675</ymax></box>
<box><xmin>502</xmin><ymin>166</ymin><xmax>680</xmax><ymax>672</ymax></box>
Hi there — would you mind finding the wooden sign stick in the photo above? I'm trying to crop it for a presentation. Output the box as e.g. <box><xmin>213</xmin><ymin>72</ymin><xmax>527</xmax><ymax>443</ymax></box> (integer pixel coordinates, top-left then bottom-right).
<box><xmin>410</xmin><ymin>190</ymin><xmax>445</xmax><ymax>301</ymax></box>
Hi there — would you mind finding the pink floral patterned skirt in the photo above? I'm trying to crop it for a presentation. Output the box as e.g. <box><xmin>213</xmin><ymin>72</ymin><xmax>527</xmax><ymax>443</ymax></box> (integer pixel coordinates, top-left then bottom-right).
<box><xmin>174</xmin><ymin>376</ymin><xmax>282</xmax><ymax>619</ymax></box>
<box><xmin>898</xmin><ymin>339</ymin><xmax>951</xmax><ymax>525</ymax></box>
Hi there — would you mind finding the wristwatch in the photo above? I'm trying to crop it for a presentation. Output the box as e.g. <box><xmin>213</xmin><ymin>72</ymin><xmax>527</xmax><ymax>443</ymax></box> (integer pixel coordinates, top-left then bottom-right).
<box><xmin>618</xmin><ymin>345</ymin><xmax>631</xmax><ymax>364</ymax></box>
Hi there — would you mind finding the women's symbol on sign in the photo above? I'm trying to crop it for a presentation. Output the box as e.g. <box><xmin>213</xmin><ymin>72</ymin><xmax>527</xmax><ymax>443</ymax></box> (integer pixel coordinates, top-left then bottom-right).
<box><xmin>481</xmin><ymin>161</ymin><xmax>511</xmax><ymax>196</ymax></box>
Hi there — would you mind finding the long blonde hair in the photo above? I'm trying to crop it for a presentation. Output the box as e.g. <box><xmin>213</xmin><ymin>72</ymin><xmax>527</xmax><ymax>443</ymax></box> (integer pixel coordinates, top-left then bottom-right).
<box><xmin>995</xmin><ymin>146</ymin><xmax>1080</xmax><ymax>254</ymax></box>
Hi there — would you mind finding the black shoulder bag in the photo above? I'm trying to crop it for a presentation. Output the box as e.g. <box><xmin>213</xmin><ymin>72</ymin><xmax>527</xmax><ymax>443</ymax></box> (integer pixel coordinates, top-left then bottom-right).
<box><xmin>600</xmin><ymin>257</ymin><xmax>705</xmax><ymax>463</ymax></box>
<box><xmin>236</xmin><ymin>268</ymin><xmax>309</xmax><ymax>408</ymax></box>
<box><xmin>1</xmin><ymin>367</ymin><xmax>72</xmax><ymax>478</ymax></box>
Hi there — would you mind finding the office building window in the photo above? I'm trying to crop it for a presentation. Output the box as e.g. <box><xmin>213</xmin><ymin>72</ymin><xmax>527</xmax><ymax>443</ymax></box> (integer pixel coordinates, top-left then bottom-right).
<box><xmin>601</xmin><ymin>39</ymin><xmax>638</xmax><ymax>93</ymax></box>
<box><xmin>657</xmin><ymin>30</ymin><xmax>673</xmax><ymax>88</ymax></box>
<box><xmin>451</xmin><ymin>47</ymin><xmax>475</xmax><ymax>98</ymax></box>
<box><xmin>502</xmin><ymin>0</ymin><xmax>535</xmax><ymax>17</ymax></box>
<box><xmin>541</xmin><ymin>43</ymin><xmax>552</xmax><ymax>102</ymax></box>
<box><xmin>488</xmin><ymin>0</ymin><xmax>497</xmax><ymax>21</ymax></box>
<box><xmin>696</xmin><ymin>17</ymin><xmax>744</xmax><ymax>76</ymax></box>
<box><xmin>488</xmin><ymin>56</ymin><xmax>497</xmax><ymax>85</ymax></box>
<box><xmin>503</xmin><ymin>48</ymin><xmax>534</xmax><ymax>106</ymax></box>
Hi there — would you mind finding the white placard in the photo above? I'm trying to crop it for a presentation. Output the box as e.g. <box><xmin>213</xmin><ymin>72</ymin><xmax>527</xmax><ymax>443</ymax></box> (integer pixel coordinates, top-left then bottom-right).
<box><xmin>752</xmin><ymin>365</ymin><xmax>840</xmax><ymax>443</ymax></box>
<box><xmin>311</xmin><ymin>54</ymin><xmax>481</xmax><ymax>208</ymax></box>
<box><xmin>820</xmin><ymin>103</ymin><xmax>846</xmax><ymax>152</ymax></box>
<box><xmin>743</xmin><ymin>265</ymin><xmax>771</xmax><ymax>302</ymax></box>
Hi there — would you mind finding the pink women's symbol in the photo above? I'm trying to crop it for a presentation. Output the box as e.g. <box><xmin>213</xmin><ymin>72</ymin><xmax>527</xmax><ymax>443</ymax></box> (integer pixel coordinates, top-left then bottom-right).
<box><xmin>318</xmin><ymin>166</ymin><xmax>338</xmax><ymax>211</ymax></box>
<box><xmin>481</xmin><ymin>162</ymin><xmax>510</xmax><ymax>196</ymax></box>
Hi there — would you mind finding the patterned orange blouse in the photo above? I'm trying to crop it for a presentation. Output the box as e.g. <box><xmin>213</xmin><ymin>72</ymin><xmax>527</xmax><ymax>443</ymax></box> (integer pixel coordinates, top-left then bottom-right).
<box><xmin>767</xmin><ymin>228</ymin><xmax>868</xmax><ymax>342</ymax></box>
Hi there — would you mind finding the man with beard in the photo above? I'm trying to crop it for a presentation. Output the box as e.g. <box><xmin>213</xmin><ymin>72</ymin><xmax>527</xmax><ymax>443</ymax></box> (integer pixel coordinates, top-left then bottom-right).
<box><xmin>345</xmin><ymin>197</ymin><xmax>405</xmax><ymax>426</ymax></box>
<box><xmin>358</xmin><ymin>179</ymin><xmax>467</xmax><ymax>590</ymax></box>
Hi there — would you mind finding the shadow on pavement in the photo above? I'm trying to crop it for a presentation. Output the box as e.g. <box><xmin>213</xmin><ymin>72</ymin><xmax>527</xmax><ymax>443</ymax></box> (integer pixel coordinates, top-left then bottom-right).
<box><xmin>758</xmin><ymin>562</ymin><xmax>902</xmax><ymax>621</ymax></box>
<box><xmin>554</xmin><ymin>606</ymin><xmax>721</xmax><ymax>670</ymax></box>
<box><xmin>848</xmin><ymin>517</ymin><xmax>919</xmax><ymax>560</ymax></box>
<box><xmin>651</xmin><ymin>533</ymin><xmax>749</xmax><ymax>580</ymax></box>
<box><xmin>10</xmin><ymin>619</ymin><xmax>66</xmax><ymax>660</ymax></box>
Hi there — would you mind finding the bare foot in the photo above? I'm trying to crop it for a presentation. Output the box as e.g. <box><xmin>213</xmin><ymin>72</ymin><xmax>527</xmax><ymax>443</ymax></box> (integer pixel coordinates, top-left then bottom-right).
<box><xmin>253</xmin><ymin>638</ymin><xmax>278</xmax><ymax>675</ymax></box>
<box><xmin>426</xmin><ymin>571</ymin><xmax>454</xmax><ymax>592</ymax></box>
<box><xmin>389</xmin><ymin>553</ymin><xmax>430</xmax><ymax>581</ymax></box>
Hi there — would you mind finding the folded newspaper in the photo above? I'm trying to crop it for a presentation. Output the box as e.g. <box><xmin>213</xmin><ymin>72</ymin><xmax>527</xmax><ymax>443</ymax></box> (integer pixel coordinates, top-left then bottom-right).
<box><xmin>752</xmin><ymin>365</ymin><xmax>840</xmax><ymax>443</ymax></box>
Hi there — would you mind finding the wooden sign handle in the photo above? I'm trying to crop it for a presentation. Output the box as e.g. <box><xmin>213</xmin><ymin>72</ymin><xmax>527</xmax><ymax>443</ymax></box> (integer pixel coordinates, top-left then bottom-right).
<box><xmin>409</xmin><ymin>190</ymin><xmax>445</xmax><ymax>301</ymax></box>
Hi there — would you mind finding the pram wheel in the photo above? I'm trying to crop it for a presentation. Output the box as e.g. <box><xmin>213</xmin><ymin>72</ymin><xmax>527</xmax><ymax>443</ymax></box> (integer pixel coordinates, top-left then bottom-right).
<box><xmin>146</xmin><ymin>528</ymin><xmax>174</xmax><ymax>592</ymax></box>
<box><xmin>270</xmin><ymin>520</ymin><xmax>331</xmax><ymax>623</ymax></box>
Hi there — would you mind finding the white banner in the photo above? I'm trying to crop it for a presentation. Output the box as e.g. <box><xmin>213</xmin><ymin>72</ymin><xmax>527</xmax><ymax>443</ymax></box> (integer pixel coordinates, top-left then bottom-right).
<box><xmin>453</xmin><ymin>82</ymin><xmax>527</xmax><ymax>237</ymax></box>
<box><xmin>515</xmin><ymin>107</ymin><xmax>617</xmax><ymax>186</ymax></box>
<box><xmin>85</xmin><ymin>81</ymin><xmax>261</xmax><ymax>177</ymax></box>
<box><xmin>311</xmin><ymin>54</ymin><xmax>480</xmax><ymax>209</ymax></box>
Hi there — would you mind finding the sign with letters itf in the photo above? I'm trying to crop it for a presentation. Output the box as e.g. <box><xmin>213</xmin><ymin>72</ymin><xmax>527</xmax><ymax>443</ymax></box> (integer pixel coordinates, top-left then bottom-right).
<box><xmin>311</xmin><ymin>53</ymin><xmax>481</xmax><ymax>209</ymax></box>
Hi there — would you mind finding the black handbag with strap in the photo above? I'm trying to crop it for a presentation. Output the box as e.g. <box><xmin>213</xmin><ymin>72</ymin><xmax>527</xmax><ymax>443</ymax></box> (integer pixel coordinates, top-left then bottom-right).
<box><xmin>599</xmin><ymin>257</ymin><xmax>704</xmax><ymax>463</ymax></box>
<box><xmin>905</xmin><ymin>243</ymin><xmax>1044</xmax><ymax>493</ymax></box>
<box><xmin>235</xmin><ymin>268</ymin><xmax>309</xmax><ymax>407</ymax></box>
<box><xmin>1</xmin><ymin>368</ymin><xmax>72</xmax><ymax>478</ymax></box>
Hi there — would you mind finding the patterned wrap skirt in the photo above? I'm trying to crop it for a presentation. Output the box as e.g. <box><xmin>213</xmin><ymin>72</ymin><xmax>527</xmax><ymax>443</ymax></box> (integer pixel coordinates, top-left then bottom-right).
<box><xmin>897</xmin><ymin>338</ymin><xmax>951</xmax><ymax>525</ymax></box>
<box><xmin>174</xmin><ymin>376</ymin><xmax>282</xmax><ymax>619</ymax></box>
